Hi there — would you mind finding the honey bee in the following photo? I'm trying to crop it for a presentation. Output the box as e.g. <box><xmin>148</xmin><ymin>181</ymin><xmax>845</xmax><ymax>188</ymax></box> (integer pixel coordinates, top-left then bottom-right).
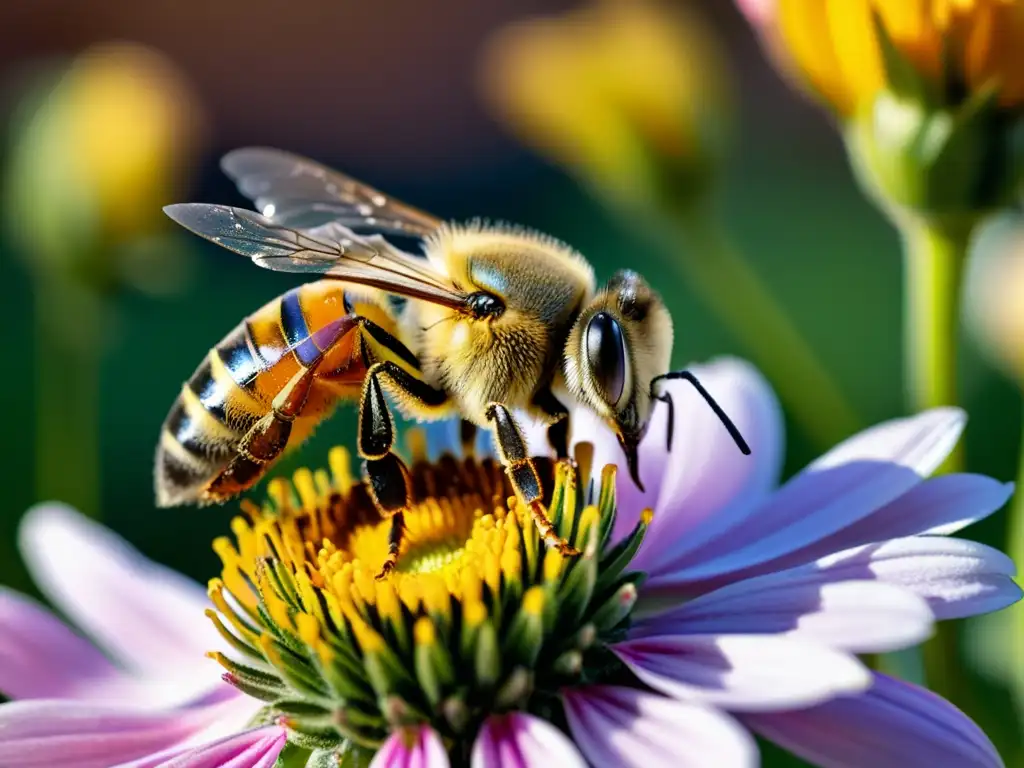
<box><xmin>156</xmin><ymin>148</ymin><xmax>749</xmax><ymax>576</ymax></box>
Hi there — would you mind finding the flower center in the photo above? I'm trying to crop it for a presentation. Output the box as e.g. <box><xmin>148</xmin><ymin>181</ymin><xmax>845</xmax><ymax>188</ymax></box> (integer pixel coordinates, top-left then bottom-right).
<box><xmin>207</xmin><ymin>437</ymin><xmax>650</xmax><ymax>758</ymax></box>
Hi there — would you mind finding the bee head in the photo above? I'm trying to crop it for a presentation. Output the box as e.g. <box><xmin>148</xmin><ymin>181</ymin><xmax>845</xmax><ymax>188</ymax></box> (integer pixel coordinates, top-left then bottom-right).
<box><xmin>563</xmin><ymin>270</ymin><xmax>673</xmax><ymax>490</ymax></box>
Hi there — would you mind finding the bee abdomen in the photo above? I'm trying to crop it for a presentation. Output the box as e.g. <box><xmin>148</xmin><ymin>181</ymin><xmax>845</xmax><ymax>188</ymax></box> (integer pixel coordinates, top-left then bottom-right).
<box><xmin>155</xmin><ymin>347</ymin><xmax>266</xmax><ymax>506</ymax></box>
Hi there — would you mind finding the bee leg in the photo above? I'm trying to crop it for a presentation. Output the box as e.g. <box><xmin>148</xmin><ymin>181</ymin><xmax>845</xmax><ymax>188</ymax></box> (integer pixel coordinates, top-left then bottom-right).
<box><xmin>485</xmin><ymin>402</ymin><xmax>580</xmax><ymax>557</ymax></box>
<box><xmin>460</xmin><ymin>420</ymin><xmax>478</xmax><ymax>457</ymax></box>
<box><xmin>205</xmin><ymin>316</ymin><xmax>360</xmax><ymax>502</ymax></box>
<box><xmin>359</xmin><ymin>361</ymin><xmax>450</xmax><ymax>578</ymax></box>
<box><xmin>533</xmin><ymin>387</ymin><xmax>570</xmax><ymax>459</ymax></box>
<box><xmin>205</xmin><ymin>363</ymin><xmax>321</xmax><ymax>500</ymax></box>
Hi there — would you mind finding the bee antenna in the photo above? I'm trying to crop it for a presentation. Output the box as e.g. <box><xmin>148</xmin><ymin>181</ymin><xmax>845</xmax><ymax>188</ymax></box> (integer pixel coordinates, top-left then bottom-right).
<box><xmin>420</xmin><ymin>316</ymin><xmax>454</xmax><ymax>333</ymax></box>
<box><xmin>651</xmin><ymin>370</ymin><xmax>751</xmax><ymax>456</ymax></box>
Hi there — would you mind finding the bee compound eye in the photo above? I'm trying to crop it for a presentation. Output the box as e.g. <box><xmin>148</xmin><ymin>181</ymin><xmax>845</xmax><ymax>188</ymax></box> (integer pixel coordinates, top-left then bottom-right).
<box><xmin>585</xmin><ymin>312</ymin><xmax>627</xmax><ymax>405</ymax></box>
<box><xmin>468</xmin><ymin>292</ymin><xmax>504</xmax><ymax>319</ymax></box>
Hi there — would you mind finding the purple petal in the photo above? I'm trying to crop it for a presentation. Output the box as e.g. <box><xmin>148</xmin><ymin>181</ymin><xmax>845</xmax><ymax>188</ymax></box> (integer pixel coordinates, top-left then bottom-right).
<box><xmin>370</xmin><ymin>726</ymin><xmax>449</xmax><ymax>768</ymax></box>
<box><xmin>0</xmin><ymin>587</ymin><xmax>124</xmax><ymax>700</ymax></box>
<box><xmin>115</xmin><ymin>726</ymin><xmax>287</xmax><ymax>768</ymax></box>
<box><xmin>637</xmin><ymin>573</ymin><xmax>934</xmax><ymax>654</ymax></box>
<box><xmin>471</xmin><ymin>713</ymin><xmax>585</xmax><ymax>768</ymax></box>
<box><xmin>743</xmin><ymin>673</ymin><xmax>1004</xmax><ymax>768</ymax></box>
<box><xmin>632</xmin><ymin>359</ymin><xmax>784</xmax><ymax>574</ymax></box>
<box><xmin>0</xmin><ymin>699</ymin><xmax>211</xmax><ymax>768</ymax></box>
<box><xmin>805</xmin><ymin>537</ymin><xmax>1021</xmax><ymax>620</ymax></box>
<box><xmin>614</xmin><ymin>634</ymin><xmax>870</xmax><ymax>711</ymax></box>
<box><xmin>562</xmin><ymin>685</ymin><xmax>757</xmax><ymax>767</ymax></box>
<box><xmin>767</xmin><ymin>474</ymin><xmax>1014</xmax><ymax>569</ymax></box>
<box><xmin>652</xmin><ymin>408</ymin><xmax>965</xmax><ymax>587</ymax></box>
<box><xmin>18</xmin><ymin>503</ymin><xmax>222</xmax><ymax>696</ymax></box>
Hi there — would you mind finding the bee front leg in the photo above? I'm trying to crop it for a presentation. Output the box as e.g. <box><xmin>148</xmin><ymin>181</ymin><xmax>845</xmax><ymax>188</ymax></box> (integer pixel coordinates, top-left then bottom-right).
<box><xmin>359</xmin><ymin>361</ymin><xmax>450</xmax><ymax>578</ymax></box>
<box><xmin>485</xmin><ymin>403</ymin><xmax>580</xmax><ymax>557</ymax></box>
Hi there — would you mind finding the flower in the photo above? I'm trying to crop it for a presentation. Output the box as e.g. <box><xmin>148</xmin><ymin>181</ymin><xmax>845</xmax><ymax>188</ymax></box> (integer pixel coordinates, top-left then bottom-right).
<box><xmin>209</xmin><ymin>358</ymin><xmax>1018</xmax><ymax>766</ymax></box>
<box><xmin>479</xmin><ymin>0</ymin><xmax>731</xmax><ymax>213</ymax></box>
<box><xmin>5</xmin><ymin>42</ymin><xmax>203</xmax><ymax>295</ymax></box>
<box><xmin>743</xmin><ymin>0</ymin><xmax>1024</xmax><ymax>117</ymax></box>
<box><xmin>0</xmin><ymin>503</ymin><xmax>286</xmax><ymax>767</ymax></box>
<box><xmin>738</xmin><ymin>0</ymin><xmax>1024</xmax><ymax>217</ymax></box>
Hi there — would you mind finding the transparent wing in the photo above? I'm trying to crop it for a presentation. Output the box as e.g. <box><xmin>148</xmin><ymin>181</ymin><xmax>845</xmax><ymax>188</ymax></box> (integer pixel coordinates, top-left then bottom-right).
<box><xmin>165</xmin><ymin>203</ymin><xmax>467</xmax><ymax>307</ymax></box>
<box><xmin>220</xmin><ymin>147</ymin><xmax>442</xmax><ymax>236</ymax></box>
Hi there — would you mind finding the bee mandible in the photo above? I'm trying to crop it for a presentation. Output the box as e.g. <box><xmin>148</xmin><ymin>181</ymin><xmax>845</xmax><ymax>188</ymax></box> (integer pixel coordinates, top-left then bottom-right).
<box><xmin>155</xmin><ymin>148</ymin><xmax>750</xmax><ymax>576</ymax></box>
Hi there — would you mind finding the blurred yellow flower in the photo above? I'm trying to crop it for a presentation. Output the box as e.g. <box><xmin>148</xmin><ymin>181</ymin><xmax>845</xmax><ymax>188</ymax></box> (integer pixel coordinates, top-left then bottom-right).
<box><xmin>752</xmin><ymin>0</ymin><xmax>1024</xmax><ymax>117</ymax></box>
<box><xmin>5</xmin><ymin>42</ymin><xmax>203</xmax><ymax>288</ymax></box>
<box><xmin>480</xmin><ymin>0</ymin><xmax>731</xmax><ymax>209</ymax></box>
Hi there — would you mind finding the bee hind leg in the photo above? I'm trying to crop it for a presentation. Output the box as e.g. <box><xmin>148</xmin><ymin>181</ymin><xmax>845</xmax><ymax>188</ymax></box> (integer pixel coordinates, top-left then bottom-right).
<box><xmin>359</xmin><ymin>361</ymin><xmax>450</xmax><ymax>578</ymax></box>
<box><xmin>203</xmin><ymin>364</ymin><xmax>321</xmax><ymax>501</ymax></box>
<box><xmin>204</xmin><ymin>316</ymin><xmax>360</xmax><ymax>502</ymax></box>
<box><xmin>485</xmin><ymin>402</ymin><xmax>580</xmax><ymax>557</ymax></box>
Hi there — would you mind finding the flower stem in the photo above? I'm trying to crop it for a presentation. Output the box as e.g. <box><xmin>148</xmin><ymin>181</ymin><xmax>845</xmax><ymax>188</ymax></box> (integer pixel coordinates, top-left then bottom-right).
<box><xmin>901</xmin><ymin>218</ymin><xmax>972</xmax><ymax>470</ymax></box>
<box><xmin>900</xmin><ymin>215</ymin><xmax>975</xmax><ymax>703</ymax></box>
<box><xmin>669</xmin><ymin>207</ymin><xmax>861</xmax><ymax>449</ymax></box>
<box><xmin>33</xmin><ymin>278</ymin><xmax>103</xmax><ymax>519</ymax></box>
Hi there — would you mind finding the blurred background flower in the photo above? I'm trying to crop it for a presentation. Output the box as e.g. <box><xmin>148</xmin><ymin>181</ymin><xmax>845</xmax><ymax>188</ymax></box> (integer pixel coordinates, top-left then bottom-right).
<box><xmin>2</xmin><ymin>0</ymin><xmax>1024</xmax><ymax>764</ymax></box>
<box><xmin>481</xmin><ymin>0</ymin><xmax>861</xmax><ymax>450</ymax></box>
<box><xmin>3</xmin><ymin>42</ymin><xmax>203</xmax><ymax>522</ymax></box>
<box><xmin>480</xmin><ymin>0</ymin><xmax>731</xmax><ymax>214</ymax></box>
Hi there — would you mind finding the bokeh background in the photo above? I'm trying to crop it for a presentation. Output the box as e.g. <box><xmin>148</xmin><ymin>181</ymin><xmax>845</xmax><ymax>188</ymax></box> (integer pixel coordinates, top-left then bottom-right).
<box><xmin>1</xmin><ymin>0</ymin><xmax>1021</xmax><ymax>764</ymax></box>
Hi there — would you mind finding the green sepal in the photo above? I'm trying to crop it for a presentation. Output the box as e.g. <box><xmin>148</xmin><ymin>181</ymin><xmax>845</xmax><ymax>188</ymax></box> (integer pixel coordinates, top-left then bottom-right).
<box><xmin>317</xmin><ymin>646</ymin><xmax>377</xmax><ymax>707</ymax></box>
<box><xmin>474</xmin><ymin>620</ymin><xmax>501</xmax><ymax>688</ymax></box>
<box><xmin>361</xmin><ymin>643</ymin><xmax>418</xmax><ymax>702</ymax></box>
<box><xmin>284</xmin><ymin>727</ymin><xmax>345</xmax><ymax>752</ymax></box>
<box><xmin>414</xmin><ymin>633</ymin><xmax>456</xmax><ymax>707</ymax></box>
<box><xmin>442</xmin><ymin>694</ymin><xmax>470</xmax><ymax>733</ymax></box>
<box><xmin>273</xmin><ymin>698</ymin><xmax>336</xmax><ymax>731</ymax></box>
<box><xmin>494</xmin><ymin>666</ymin><xmax>533</xmax><ymax>710</ymax></box>
<box><xmin>847</xmin><ymin>77</ymin><xmax>1024</xmax><ymax>222</ymax></box>
<box><xmin>265</xmin><ymin>636</ymin><xmax>333</xmax><ymax>702</ymax></box>
<box><xmin>548</xmin><ymin>463</ymin><xmax>568</xmax><ymax>535</ymax></box>
<box><xmin>596</xmin><ymin>466</ymin><xmax>619</xmax><ymax>551</ymax></box>
<box><xmin>333</xmin><ymin>707</ymin><xmax>389</xmax><ymax>749</ymax></box>
<box><xmin>208</xmin><ymin>611</ymin><xmax>265</xmax><ymax>662</ymax></box>
<box><xmin>556</xmin><ymin>551</ymin><xmax>598</xmax><ymax>632</ymax></box>
<box><xmin>257</xmin><ymin>602</ymin><xmax>307</xmax><ymax>658</ymax></box>
<box><xmin>588</xmin><ymin>580</ymin><xmax>639</xmax><ymax>634</ymax></box>
<box><xmin>503</xmin><ymin>602</ymin><xmax>545</xmax><ymax>669</ymax></box>
<box><xmin>552</xmin><ymin>649</ymin><xmax>583</xmax><ymax>679</ymax></box>
<box><xmin>218</xmin><ymin>656</ymin><xmax>289</xmax><ymax>702</ymax></box>
<box><xmin>259</xmin><ymin>555</ymin><xmax>301</xmax><ymax>610</ymax></box>
<box><xmin>594</xmin><ymin>515</ymin><xmax>649</xmax><ymax>596</ymax></box>
<box><xmin>871</xmin><ymin>10</ymin><xmax>936</xmax><ymax>106</ymax></box>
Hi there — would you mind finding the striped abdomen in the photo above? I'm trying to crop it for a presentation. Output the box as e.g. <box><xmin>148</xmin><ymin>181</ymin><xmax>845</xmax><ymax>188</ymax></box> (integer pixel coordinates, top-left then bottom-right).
<box><xmin>155</xmin><ymin>280</ymin><xmax>382</xmax><ymax>506</ymax></box>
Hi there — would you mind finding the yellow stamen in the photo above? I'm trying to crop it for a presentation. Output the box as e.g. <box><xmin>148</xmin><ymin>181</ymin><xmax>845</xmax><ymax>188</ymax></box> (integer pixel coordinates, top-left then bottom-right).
<box><xmin>295</xmin><ymin>613</ymin><xmax>320</xmax><ymax>646</ymax></box>
<box><xmin>523</xmin><ymin>586</ymin><xmax>546</xmax><ymax>616</ymax></box>
<box><xmin>414</xmin><ymin>616</ymin><xmax>436</xmax><ymax>646</ymax></box>
<box><xmin>543</xmin><ymin>548</ymin><xmax>564</xmax><ymax>583</ymax></box>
